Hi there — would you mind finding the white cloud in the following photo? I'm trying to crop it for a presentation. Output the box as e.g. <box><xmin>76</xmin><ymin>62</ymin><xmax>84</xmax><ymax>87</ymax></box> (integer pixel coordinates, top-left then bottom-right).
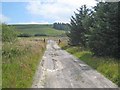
<box><xmin>26</xmin><ymin>0</ymin><xmax>97</xmax><ymax>23</ymax></box>
<box><xmin>0</xmin><ymin>14</ymin><xmax>10</xmax><ymax>23</ymax></box>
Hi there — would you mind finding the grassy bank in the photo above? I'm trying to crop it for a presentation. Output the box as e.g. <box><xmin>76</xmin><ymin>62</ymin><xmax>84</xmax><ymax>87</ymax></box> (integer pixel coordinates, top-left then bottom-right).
<box><xmin>60</xmin><ymin>41</ymin><xmax>119</xmax><ymax>87</ymax></box>
<box><xmin>2</xmin><ymin>38</ymin><xmax>46</xmax><ymax>88</ymax></box>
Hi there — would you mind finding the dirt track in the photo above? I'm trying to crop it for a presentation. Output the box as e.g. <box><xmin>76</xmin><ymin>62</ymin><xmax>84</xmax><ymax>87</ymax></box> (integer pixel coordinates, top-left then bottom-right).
<box><xmin>32</xmin><ymin>40</ymin><xmax>118</xmax><ymax>88</ymax></box>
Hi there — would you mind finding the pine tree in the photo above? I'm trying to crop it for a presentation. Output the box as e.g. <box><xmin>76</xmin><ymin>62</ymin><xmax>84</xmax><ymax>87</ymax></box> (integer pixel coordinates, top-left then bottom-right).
<box><xmin>68</xmin><ymin>5</ymin><xmax>92</xmax><ymax>46</ymax></box>
<box><xmin>88</xmin><ymin>2</ymin><xmax>119</xmax><ymax>58</ymax></box>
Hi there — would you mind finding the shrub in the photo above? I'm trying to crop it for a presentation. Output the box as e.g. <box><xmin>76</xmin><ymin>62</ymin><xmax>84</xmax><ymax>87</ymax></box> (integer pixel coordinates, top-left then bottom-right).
<box><xmin>34</xmin><ymin>34</ymin><xmax>47</xmax><ymax>36</ymax></box>
<box><xmin>17</xmin><ymin>33</ymin><xmax>32</xmax><ymax>37</ymax></box>
<box><xmin>2</xmin><ymin>24</ymin><xmax>18</xmax><ymax>42</ymax></box>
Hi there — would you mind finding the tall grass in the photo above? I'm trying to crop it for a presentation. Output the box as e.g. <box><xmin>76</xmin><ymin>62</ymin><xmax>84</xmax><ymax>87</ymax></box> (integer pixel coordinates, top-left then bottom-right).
<box><xmin>60</xmin><ymin>42</ymin><xmax>119</xmax><ymax>87</ymax></box>
<box><xmin>2</xmin><ymin>38</ymin><xmax>46</xmax><ymax>88</ymax></box>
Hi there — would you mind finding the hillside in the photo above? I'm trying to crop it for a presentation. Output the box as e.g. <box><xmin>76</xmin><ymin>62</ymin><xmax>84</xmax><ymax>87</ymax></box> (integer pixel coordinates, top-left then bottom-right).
<box><xmin>11</xmin><ymin>24</ymin><xmax>66</xmax><ymax>36</ymax></box>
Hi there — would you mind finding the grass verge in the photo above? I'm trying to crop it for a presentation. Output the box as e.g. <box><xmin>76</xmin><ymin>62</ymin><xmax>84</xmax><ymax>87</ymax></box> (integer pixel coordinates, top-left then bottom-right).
<box><xmin>2</xmin><ymin>38</ymin><xmax>46</xmax><ymax>88</ymax></box>
<box><xmin>60</xmin><ymin>41</ymin><xmax>119</xmax><ymax>87</ymax></box>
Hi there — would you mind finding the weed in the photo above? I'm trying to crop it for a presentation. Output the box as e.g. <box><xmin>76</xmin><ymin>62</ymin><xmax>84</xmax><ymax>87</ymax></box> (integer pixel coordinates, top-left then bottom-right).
<box><xmin>2</xmin><ymin>38</ymin><xmax>46</xmax><ymax>88</ymax></box>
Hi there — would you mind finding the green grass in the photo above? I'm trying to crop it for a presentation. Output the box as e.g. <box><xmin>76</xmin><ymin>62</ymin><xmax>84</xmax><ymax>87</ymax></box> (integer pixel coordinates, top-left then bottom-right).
<box><xmin>2</xmin><ymin>38</ymin><xmax>46</xmax><ymax>88</ymax></box>
<box><xmin>11</xmin><ymin>24</ymin><xmax>65</xmax><ymax>36</ymax></box>
<box><xmin>60</xmin><ymin>42</ymin><xmax>119</xmax><ymax>87</ymax></box>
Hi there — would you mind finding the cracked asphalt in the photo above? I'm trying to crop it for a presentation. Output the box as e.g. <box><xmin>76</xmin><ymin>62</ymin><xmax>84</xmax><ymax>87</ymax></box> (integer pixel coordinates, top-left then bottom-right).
<box><xmin>32</xmin><ymin>40</ymin><xmax>118</xmax><ymax>88</ymax></box>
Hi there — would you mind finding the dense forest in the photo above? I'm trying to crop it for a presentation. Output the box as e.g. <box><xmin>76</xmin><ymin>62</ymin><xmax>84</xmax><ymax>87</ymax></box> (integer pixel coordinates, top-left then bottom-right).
<box><xmin>67</xmin><ymin>2</ymin><xmax>119</xmax><ymax>59</ymax></box>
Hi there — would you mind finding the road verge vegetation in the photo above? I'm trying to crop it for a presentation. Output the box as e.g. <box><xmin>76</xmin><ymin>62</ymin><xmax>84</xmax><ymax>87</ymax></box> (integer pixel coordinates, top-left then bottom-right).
<box><xmin>2</xmin><ymin>24</ymin><xmax>46</xmax><ymax>88</ymax></box>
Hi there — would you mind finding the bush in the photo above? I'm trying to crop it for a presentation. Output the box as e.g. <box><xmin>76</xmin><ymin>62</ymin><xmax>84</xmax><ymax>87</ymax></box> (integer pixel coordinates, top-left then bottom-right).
<box><xmin>17</xmin><ymin>33</ymin><xmax>32</xmax><ymax>37</ymax></box>
<box><xmin>34</xmin><ymin>34</ymin><xmax>47</xmax><ymax>36</ymax></box>
<box><xmin>2</xmin><ymin>24</ymin><xmax>18</xmax><ymax>42</ymax></box>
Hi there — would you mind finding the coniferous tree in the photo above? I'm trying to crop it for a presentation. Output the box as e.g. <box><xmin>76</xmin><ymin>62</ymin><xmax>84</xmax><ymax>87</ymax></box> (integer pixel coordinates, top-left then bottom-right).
<box><xmin>88</xmin><ymin>2</ymin><xmax>119</xmax><ymax>58</ymax></box>
<box><xmin>53</xmin><ymin>22</ymin><xmax>70</xmax><ymax>31</ymax></box>
<box><xmin>68</xmin><ymin>5</ymin><xmax>92</xmax><ymax>46</ymax></box>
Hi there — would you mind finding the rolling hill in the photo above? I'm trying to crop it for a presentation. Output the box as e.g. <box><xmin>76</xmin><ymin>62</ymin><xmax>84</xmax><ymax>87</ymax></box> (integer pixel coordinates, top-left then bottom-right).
<box><xmin>11</xmin><ymin>24</ymin><xmax>66</xmax><ymax>36</ymax></box>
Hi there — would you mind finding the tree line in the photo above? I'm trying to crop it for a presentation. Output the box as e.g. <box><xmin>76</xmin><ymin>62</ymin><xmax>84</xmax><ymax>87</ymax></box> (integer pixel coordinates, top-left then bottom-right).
<box><xmin>53</xmin><ymin>22</ymin><xmax>70</xmax><ymax>31</ymax></box>
<box><xmin>67</xmin><ymin>2</ymin><xmax>119</xmax><ymax>58</ymax></box>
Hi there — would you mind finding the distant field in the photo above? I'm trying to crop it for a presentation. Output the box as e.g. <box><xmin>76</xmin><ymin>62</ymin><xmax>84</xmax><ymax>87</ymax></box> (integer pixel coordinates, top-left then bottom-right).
<box><xmin>11</xmin><ymin>24</ymin><xmax>66</xmax><ymax>36</ymax></box>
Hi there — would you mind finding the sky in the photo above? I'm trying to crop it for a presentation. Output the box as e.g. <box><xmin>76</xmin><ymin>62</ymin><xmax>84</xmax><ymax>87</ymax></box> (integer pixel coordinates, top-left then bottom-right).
<box><xmin>1</xmin><ymin>0</ymin><xmax>97</xmax><ymax>24</ymax></box>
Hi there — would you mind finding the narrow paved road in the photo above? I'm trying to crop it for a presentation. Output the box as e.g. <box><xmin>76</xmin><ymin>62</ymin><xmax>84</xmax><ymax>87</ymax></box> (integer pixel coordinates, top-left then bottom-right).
<box><xmin>32</xmin><ymin>40</ymin><xmax>118</xmax><ymax>88</ymax></box>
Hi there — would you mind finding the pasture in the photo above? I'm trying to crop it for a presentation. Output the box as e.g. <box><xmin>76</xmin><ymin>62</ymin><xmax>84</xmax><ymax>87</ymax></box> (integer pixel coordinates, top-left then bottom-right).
<box><xmin>11</xmin><ymin>24</ymin><xmax>66</xmax><ymax>36</ymax></box>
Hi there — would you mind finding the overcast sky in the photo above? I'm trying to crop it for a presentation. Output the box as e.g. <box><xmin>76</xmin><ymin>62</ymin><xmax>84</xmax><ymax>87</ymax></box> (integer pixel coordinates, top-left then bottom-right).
<box><xmin>1</xmin><ymin>0</ymin><xmax>97</xmax><ymax>24</ymax></box>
